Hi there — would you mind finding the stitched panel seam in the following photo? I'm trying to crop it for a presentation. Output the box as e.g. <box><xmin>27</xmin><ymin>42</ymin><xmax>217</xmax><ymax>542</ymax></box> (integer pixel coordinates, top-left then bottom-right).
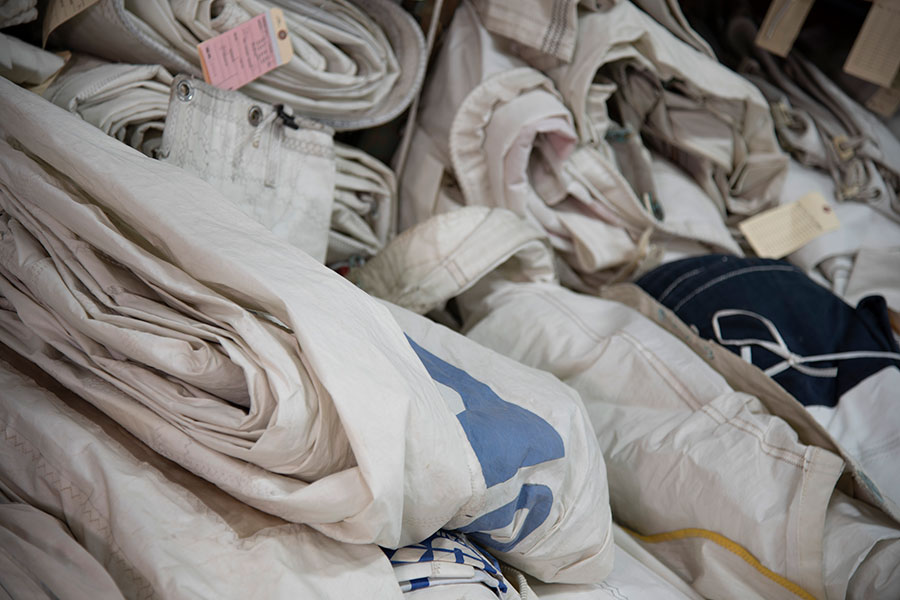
<box><xmin>0</xmin><ymin>418</ymin><xmax>156</xmax><ymax>599</ymax></box>
<box><xmin>702</xmin><ymin>402</ymin><xmax>806</xmax><ymax>467</ymax></box>
<box><xmin>671</xmin><ymin>265</ymin><xmax>799</xmax><ymax>312</ymax></box>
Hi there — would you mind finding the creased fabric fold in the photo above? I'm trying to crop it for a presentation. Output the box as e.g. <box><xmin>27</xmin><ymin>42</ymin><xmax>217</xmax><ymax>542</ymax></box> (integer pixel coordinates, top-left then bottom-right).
<box><xmin>329</xmin><ymin>142</ymin><xmax>396</xmax><ymax>265</ymax></box>
<box><xmin>549</xmin><ymin>0</ymin><xmax>788</xmax><ymax>218</ymax></box>
<box><xmin>0</xmin><ymin>356</ymin><xmax>401</xmax><ymax>600</ymax></box>
<box><xmin>0</xmin><ymin>0</ymin><xmax>37</xmax><ymax>29</ymax></box>
<box><xmin>42</xmin><ymin>54</ymin><xmax>173</xmax><ymax>157</ymax></box>
<box><xmin>0</xmin><ymin>75</ymin><xmax>469</xmax><ymax>547</ymax></box>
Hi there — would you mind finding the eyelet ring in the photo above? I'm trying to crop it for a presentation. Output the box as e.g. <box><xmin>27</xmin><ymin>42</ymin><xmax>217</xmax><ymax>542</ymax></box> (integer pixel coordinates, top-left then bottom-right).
<box><xmin>176</xmin><ymin>80</ymin><xmax>194</xmax><ymax>102</ymax></box>
<box><xmin>248</xmin><ymin>105</ymin><xmax>264</xmax><ymax>127</ymax></box>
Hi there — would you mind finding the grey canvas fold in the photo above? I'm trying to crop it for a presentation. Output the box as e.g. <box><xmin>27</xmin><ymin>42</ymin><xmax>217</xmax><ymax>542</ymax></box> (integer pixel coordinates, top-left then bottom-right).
<box><xmin>0</xmin><ymin>0</ymin><xmax>37</xmax><ymax>29</ymax></box>
<box><xmin>549</xmin><ymin>1</ymin><xmax>788</xmax><ymax>219</ymax></box>
<box><xmin>470</xmin><ymin>0</ymin><xmax>581</xmax><ymax>63</ymax></box>
<box><xmin>0</xmin><ymin>32</ymin><xmax>65</xmax><ymax>86</ymax></box>
<box><xmin>328</xmin><ymin>142</ymin><xmax>396</xmax><ymax>265</ymax></box>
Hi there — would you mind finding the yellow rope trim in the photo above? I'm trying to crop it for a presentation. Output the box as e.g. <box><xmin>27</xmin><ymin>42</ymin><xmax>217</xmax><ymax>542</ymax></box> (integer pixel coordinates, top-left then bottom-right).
<box><xmin>621</xmin><ymin>526</ymin><xmax>817</xmax><ymax>600</ymax></box>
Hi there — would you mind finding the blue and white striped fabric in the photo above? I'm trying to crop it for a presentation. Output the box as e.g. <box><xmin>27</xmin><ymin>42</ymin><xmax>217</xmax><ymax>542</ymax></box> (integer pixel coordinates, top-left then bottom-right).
<box><xmin>385</xmin><ymin>530</ymin><xmax>513</xmax><ymax>598</ymax></box>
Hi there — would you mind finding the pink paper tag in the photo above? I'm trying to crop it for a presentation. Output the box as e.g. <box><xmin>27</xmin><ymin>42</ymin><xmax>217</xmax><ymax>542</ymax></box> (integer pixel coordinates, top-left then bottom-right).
<box><xmin>198</xmin><ymin>12</ymin><xmax>283</xmax><ymax>90</ymax></box>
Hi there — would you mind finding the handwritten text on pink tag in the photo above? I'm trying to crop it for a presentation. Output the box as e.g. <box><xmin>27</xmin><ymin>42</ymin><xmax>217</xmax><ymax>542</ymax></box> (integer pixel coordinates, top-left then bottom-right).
<box><xmin>198</xmin><ymin>12</ymin><xmax>282</xmax><ymax>90</ymax></box>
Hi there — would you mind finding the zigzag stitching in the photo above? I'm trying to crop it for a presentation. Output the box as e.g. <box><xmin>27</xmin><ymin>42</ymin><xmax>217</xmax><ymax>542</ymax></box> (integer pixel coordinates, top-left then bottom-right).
<box><xmin>0</xmin><ymin>418</ymin><xmax>158</xmax><ymax>598</ymax></box>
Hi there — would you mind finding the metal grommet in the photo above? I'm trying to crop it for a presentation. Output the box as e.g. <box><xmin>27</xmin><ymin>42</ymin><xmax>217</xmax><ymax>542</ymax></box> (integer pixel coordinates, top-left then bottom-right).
<box><xmin>248</xmin><ymin>105</ymin><xmax>263</xmax><ymax>127</ymax></box>
<box><xmin>176</xmin><ymin>80</ymin><xmax>193</xmax><ymax>102</ymax></box>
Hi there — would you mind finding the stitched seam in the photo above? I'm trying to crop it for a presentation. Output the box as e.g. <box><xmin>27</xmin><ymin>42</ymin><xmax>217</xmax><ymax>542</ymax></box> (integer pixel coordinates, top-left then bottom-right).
<box><xmin>852</xmin><ymin>431</ymin><xmax>900</xmax><ymax>459</ymax></box>
<box><xmin>115</xmin><ymin>1</ymin><xmax>196</xmax><ymax>76</ymax></box>
<box><xmin>618</xmin><ymin>330</ymin><xmax>705</xmax><ymax>410</ymax></box>
<box><xmin>656</xmin><ymin>266</ymin><xmax>705</xmax><ymax>303</ymax></box>
<box><xmin>550</xmin><ymin>0</ymin><xmax>569</xmax><ymax>57</ymax></box>
<box><xmin>514</xmin><ymin>287</ymin><xmax>607</xmax><ymax>344</ymax></box>
<box><xmin>71</xmin><ymin>69</ymin><xmax>143</xmax><ymax>111</ymax></box>
<box><xmin>671</xmin><ymin>265</ymin><xmax>799</xmax><ymax>312</ymax></box>
<box><xmin>513</xmin><ymin>287</ymin><xmax>706</xmax><ymax>410</ymax></box>
<box><xmin>703</xmin><ymin>402</ymin><xmax>806</xmax><ymax>466</ymax></box>
<box><xmin>280</xmin><ymin>137</ymin><xmax>334</xmax><ymax>158</ymax></box>
<box><xmin>547</xmin><ymin>0</ymin><xmax>566</xmax><ymax>57</ymax></box>
<box><xmin>793</xmin><ymin>449</ymin><xmax>811</xmax><ymax>588</ymax></box>
<box><xmin>169</xmin><ymin>96</ymin><xmax>333</xmax><ymax>160</ymax></box>
<box><xmin>481</xmin><ymin>6</ymin><xmax>550</xmax><ymax>44</ymax></box>
<box><xmin>414</xmin><ymin>216</ymin><xmax>542</xmax><ymax>299</ymax></box>
<box><xmin>541</xmin><ymin>0</ymin><xmax>563</xmax><ymax>55</ymax></box>
<box><xmin>0</xmin><ymin>418</ymin><xmax>156</xmax><ymax>599</ymax></box>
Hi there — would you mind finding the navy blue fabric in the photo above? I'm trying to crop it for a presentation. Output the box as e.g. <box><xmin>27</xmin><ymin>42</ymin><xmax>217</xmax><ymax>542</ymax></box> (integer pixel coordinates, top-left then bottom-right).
<box><xmin>636</xmin><ymin>255</ymin><xmax>900</xmax><ymax>407</ymax></box>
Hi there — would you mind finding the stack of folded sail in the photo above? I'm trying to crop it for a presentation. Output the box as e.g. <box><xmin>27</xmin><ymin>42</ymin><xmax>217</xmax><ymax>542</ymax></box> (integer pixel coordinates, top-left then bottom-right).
<box><xmin>52</xmin><ymin>0</ymin><xmax>425</xmax><ymax>130</ymax></box>
<box><xmin>401</xmin><ymin>0</ymin><xmax>786</xmax><ymax>291</ymax></box>
<box><xmin>40</xmin><ymin>57</ymin><xmax>399</xmax><ymax>265</ymax></box>
<box><xmin>0</xmin><ymin>77</ymin><xmax>615</xmax><ymax>588</ymax></box>
<box><xmin>39</xmin><ymin>0</ymin><xmax>424</xmax><ymax>265</ymax></box>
